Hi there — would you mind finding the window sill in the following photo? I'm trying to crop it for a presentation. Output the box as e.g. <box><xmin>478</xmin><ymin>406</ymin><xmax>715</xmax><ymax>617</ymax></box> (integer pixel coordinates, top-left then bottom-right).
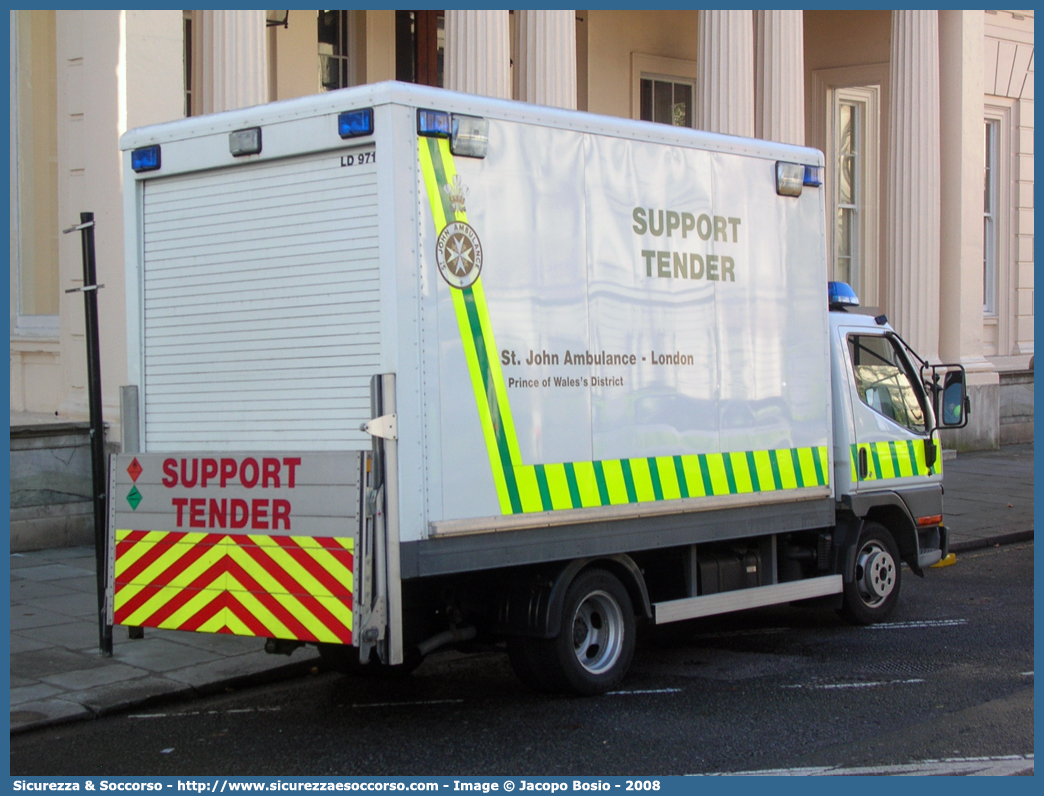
<box><xmin>10</xmin><ymin>336</ymin><xmax>61</xmax><ymax>354</ymax></box>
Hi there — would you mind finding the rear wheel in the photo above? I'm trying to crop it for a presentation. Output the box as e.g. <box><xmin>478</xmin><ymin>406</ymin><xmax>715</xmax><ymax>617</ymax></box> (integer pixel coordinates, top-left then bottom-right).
<box><xmin>838</xmin><ymin>522</ymin><xmax>901</xmax><ymax>624</ymax></box>
<box><xmin>543</xmin><ymin>568</ymin><xmax>636</xmax><ymax>696</ymax></box>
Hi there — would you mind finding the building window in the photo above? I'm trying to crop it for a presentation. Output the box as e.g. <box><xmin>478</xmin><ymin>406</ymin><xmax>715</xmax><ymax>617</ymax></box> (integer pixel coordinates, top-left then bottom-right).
<box><xmin>12</xmin><ymin>9</ymin><xmax>59</xmax><ymax>334</ymax></box>
<box><xmin>824</xmin><ymin>84</ymin><xmax>880</xmax><ymax>304</ymax></box>
<box><xmin>983</xmin><ymin>119</ymin><xmax>998</xmax><ymax>315</ymax></box>
<box><xmin>183</xmin><ymin>11</ymin><xmax>193</xmax><ymax>116</ymax></box>
<box><xmin>319</xmin><ymin>10</ymin><xmax>350</xmax><ymax>91</ymax></box>
<box><xmin>396</xmin><ymin>10</ymin><xmax>444</xmax><ymax>88</ymax></box>
<box><xmin>834</xmin><ymin>100</ymin><xmax>859</xmax><ymax>287</ymax></box>
<box><xmin>639</xmin><ymin>76</ymin><xmax>693</xmax><ymax>127</ymax></box>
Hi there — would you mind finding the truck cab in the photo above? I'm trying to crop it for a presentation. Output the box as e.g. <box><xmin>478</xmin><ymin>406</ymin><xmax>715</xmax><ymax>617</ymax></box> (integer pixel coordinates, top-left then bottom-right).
<box><xmin>827</xmin><ymin>281</ymin><xmax>967</xmax><ymax>622</ymax></box>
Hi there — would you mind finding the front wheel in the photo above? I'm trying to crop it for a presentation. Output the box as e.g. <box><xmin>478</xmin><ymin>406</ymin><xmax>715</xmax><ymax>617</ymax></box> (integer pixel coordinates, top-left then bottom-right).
<box><xmin>838</xmin><ymin>522</ymin><xmax>901</xmax><ymax>625</ymax></box>
<box><xmin>544</xmin><ymin>568</ymin><xmax>636</xmax><ymax>696</ymax></box>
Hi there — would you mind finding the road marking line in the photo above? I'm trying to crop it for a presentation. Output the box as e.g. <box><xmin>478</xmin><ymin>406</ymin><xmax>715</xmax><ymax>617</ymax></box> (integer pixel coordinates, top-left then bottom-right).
<box><xmin>865</xmin><ymin>618</ymin><xmax>967</xmax><ymax>630</ymax></box>
<box><xmin>351</xmin><ymin>699</ymin><xmax>464</xmax><ymax>708</ymax></box>
<box><xmin>607</xmin><ymin>688</ymin><xmax>683</xmax><ymax>695</ymax></box>
<box><xmin>697</xmin><ymin>754</ymin><xmax>1034</xmax><ymax>776</ymax></box>
<box><xmin>1021</xmin><ymin>671</ymin><xmax>1033</xmax><ymax>676</ymax></box>
<box><xmin>782</xmin><ymin>678</ymin><xmax>924</xmax><ymax>690</ymax></box>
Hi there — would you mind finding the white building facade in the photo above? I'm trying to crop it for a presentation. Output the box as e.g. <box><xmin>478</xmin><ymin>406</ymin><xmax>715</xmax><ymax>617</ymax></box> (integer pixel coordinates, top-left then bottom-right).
<box><xmin>10</xmin><ymin>10</ymin><xmax>1035</xmax><ymax>453</ymax></box>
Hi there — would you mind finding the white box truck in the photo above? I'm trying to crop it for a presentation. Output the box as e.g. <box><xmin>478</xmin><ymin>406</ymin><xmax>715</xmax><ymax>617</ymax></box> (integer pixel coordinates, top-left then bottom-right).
<box><xmin>110</xmin><ymin>82</ymin><xmax>968</xmax><ymax>695</ymax></box>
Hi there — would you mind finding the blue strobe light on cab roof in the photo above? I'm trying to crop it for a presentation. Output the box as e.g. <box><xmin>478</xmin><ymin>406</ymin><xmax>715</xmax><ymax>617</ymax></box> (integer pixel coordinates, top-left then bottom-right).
<box><xmin>828</xmin><ymin>281</ymin><xmax>860</xmax><ymax>309</ymax></box>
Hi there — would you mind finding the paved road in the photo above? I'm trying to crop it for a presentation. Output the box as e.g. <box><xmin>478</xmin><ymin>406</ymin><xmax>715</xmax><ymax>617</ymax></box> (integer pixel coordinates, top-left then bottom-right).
<box><xmin>11</xmin><ymin>543</ymin><xmax>1033</xmax><ymax>776</ymax></box>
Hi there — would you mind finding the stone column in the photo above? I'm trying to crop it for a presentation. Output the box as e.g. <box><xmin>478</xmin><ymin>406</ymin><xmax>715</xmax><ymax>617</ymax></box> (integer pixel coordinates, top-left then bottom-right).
<box><xmin>885</xmin><ymin>10</ymin><xmax>940</xmax><ymax>361</ymax></box>
<box><xmin>938</xmin><ymin>10</ymin><xmax>998</xmax><ymax>449</ymax></box>
<box><xmin>754</xmin><ymin>10</ymin><xmax>804</xmax><ymax>145</ymax></box>
<box><xmin>516</xmin><ymin>10</ymin><xmax>576</xmax><ymax>109</ymax></box>
<box><xmin>696</xmin><ymin>10</ymin><xmax>754</xmax><ymax>137</ymax></box>
<box><xmin>444</xmin><ymin>10</ymin><xmax>510</xmax><ymax>99</ymax></box>
<box><xmin>199</xmin><ymin>10</ymin><xmax>267</xmax><ymax>114</ymax></box>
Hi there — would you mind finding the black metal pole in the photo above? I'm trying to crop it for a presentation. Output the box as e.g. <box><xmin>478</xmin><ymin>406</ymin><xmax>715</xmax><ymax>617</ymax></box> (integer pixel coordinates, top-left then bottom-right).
<box><xmin>76</xmin><ymin>212</ymin><xmax>113</xmax><ymax>656</ymax></box>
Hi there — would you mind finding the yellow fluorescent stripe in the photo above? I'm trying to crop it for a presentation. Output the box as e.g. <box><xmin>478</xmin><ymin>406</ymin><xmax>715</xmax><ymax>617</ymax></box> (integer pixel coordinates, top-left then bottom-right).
<box><xmin>231</xmin><ymin>544</ymin><xmax>330</xmax><ymax>598</ymax></box>
<box><xmin>628</xmin><ymin>458</ymin><xmax>656</xmax><ymax>502</ymax></box>
<box><xmin>164</xmin><ymin>543</ymin><xmax>228</xmax><ymax>591</ymax></box>
<box><xmin>875</xmin><ymin>442</ymin><xmax>896</xmax><ymax>479</ymax></box>
<box><xmin>600</xmin><ymin>459</ymin><xmax>630</xmax><ymax>505</ymax></box>
<box><xmin>681</xmin><ymin>456</ymin><xmax>707</xmax><ymax>497</ymax></box>
<box><xmin>224</xmin><ymin>545</ymin><xmax>289</xmax><ymax>596</ymax></box>
<box><xmin>315</xmin><ymin>595</ymin><xmax>354</xmax><ymax>632</ymax></box>
<box><xmin>571</xmin><ymin>461</ymin><xmax>603</xmax><ymax>508</ymax></box>
<box><xmin>418</xmin><ymin>139</ymin><xmax>448</xmax><ymax>230</ymax></box>
<box><xmin>450</xmin><ymin>287</ymin><xmax>513</xmax><ymax>514</ymax></box>
<box><xmin>298</xmin><ymin>545</ymin><xmax>354</xmax><ymax>594</ymax></box>
<box><xmin>333</xmin><ymin>537</ymin><xmax>354</xmax><ymax>551</ymax></box>
<box><xmin>514</xmin><ymin>465</ymin><xmax>545</xmax><ymax>513</ymax></box>
<box><xmin>229</xmin><ymin>581</ymin><xmax>293</xmax><ymax>640</ymax></box>
<box><xmin>468</xmin><ymin>279</ymin><xmax>524</xmax><ymax>465</ymax></box>
<box><xmin>729</xmin><ymin>452</ymin><xmax>754</xmax><ymax>493</ymax></box>
<box><xmin>125</xmin><ymin>584</ymin><xmax>206</xmax><ymax>628</ymax></box>
<box><xmin>113</xmin><ymin>582</ymin><xmax>146</xmax><ymax>611</ymax></box>
<box><xmin>817</xmin><ymin>447</ymin><xmax>830</xmax><ymax>484</ymax></box>
<box><xmin>158</xmin><ymin>587</ymin><xmax>227</xmax><ymax>630</ymax></box>
<box><xmin>894</xmin><ymin>445</ymin><xmax>913</xmax><ymax>478</ymax></box>
<box><xmin>272</xmin><ymin>592</ymin><xmax>334</xmax><ymax>643</ymax></box>
<box><xmin>797</xmin><ymin>448</ymin><xmax>818</xmax><ymax>485</ymax></box>
<box><xmin>776</xmin><ymin>450</ymin><xmax>798</xmax><ymax>489</ymax></box>
<box><xmin>705</xmin><ymin>454</ymin><xmax>730</xmax><ymax>495</ymax></box>
<box><xmin>124</xmin><ymin>541</ymin><xmax>224</xmax><ymax>590</ymax></box>
<box><xmin>115</xmin><ymin>530</ymin><xmax>208</xmax><ymax>578</ymax></box>
<box><xmin>543</xmin><ymin>463</ymin><xmax>573</xmax><ymax>510</ymax></box>
<box><xmin>752</xmin><ymin>450</ymin><xmax>775</xmax><ymax>491</ymax></box>
<box><xmin>217</xmin><ymin>611</ymin><xmax>253</xmax><ymax>637</ymax></box>
<box><xmin>243</xmin><ymin>535</ymin><xmax>281</xmax><ymax>548</ymax></box>
<box><xmin>310</xmin><ymin>593</ymin><xmax>354</xmax><ymax>634</ymax></box>
<box><xmin>113</xmin><ymin>530</ymin><xmax>177</xmax><ymax>576</ymax></box>
<box><xmin>655</xmin><ymin>457</ymin><xmax>681</xmax><ymax>500</ymax></box>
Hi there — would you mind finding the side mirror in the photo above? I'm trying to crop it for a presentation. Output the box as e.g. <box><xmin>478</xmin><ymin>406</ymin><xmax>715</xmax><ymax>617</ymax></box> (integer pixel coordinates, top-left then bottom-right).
<box><xmin>938</xmin><ymin>369</ymin><xmax>969</xmax><ymax>429</ymax></box>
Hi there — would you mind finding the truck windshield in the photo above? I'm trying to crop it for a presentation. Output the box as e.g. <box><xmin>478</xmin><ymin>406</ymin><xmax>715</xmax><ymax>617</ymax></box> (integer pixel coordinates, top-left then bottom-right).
<box><xmin>848</xmin><ymin>334</ymin><xmax>926</xmax><ymax>434</ymax></box>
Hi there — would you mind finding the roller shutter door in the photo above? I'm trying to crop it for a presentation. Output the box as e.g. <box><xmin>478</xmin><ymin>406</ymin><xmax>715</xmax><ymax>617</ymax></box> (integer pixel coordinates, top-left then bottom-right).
<box><xmin>141</xmin><ymin>150</ymin><xmax>380</xmax><ymax>451</ymax></box>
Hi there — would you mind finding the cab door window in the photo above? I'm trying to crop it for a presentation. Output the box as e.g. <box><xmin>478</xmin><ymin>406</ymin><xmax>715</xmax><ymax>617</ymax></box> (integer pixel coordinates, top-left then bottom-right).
<box><xmin>848</xmin><ymin>335</ymin><xmax>926</xmax><ymax>434</ymax></box>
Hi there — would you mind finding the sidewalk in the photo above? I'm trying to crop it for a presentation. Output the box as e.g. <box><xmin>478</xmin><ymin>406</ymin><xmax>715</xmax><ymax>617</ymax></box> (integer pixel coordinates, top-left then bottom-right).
<box><xmin>9</xmin><ymin>444</ymin><xmax>1033</xmax><ymax>734</ymax></box>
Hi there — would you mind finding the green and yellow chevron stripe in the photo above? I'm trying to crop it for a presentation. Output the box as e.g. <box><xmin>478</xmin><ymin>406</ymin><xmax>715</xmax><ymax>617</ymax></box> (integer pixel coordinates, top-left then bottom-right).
<box><xmin>419</xmin><ymin>135</ymin><xmax>830</xmax><ymax>515</ymax></box>
<box><xmin>849</xmin><ymin>439</ymin><xmax>941</xmax><ymax>482</ymax></box>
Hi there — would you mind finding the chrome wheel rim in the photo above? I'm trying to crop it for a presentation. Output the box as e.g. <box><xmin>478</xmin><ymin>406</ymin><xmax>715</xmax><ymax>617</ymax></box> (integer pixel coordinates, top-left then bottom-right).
<box><xmin>571</xmin><ymin>590</ymin><xmax>624</xmax><ymax>675</ymax></box>
<box><xmin>855</xmin><ymin>541</ymin><xmax>896</xmax><ymax>607</ymax></box>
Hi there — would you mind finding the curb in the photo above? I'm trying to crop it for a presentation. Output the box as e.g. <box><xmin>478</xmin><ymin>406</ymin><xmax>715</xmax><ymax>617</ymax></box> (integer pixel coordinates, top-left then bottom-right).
<box><xmin>10</xmin><ymin>655</ymin><xmax>322</xmax><ymax>737</ymax></box>
<box><xmin>948</xmin><ymin>529</ymin><xmax>1034</xmax><ymax>553</ymax></box>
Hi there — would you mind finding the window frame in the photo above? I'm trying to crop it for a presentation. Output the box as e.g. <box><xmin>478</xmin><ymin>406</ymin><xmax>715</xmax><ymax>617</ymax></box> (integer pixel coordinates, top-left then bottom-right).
<box><xmin>982</xmin><ymin>99</ymin><xmax>1015</xmax><ymax>356</ymax></box>
<box><xmin>826</xmin><ymin>84</ymin><xmax>880</xmax><ymax>305</ymax></box>
<box><xmin>318</xmin><ymin>10</ymin><xmax>351</xmax><ymax>92</ymax></box>
<box><xmin>811</xmin><ymin>64</ymin><xmax>884</xmax><ymax>308</ymax></box>
<box><xmin>847</xmin><ymin>332</ymin><xmax>931</xmax><ymax>436</ymax></box>
<box><xmin>630</xmin><ymin>53</ymin><xmax>696</xmax><ymax>126</ymax></box>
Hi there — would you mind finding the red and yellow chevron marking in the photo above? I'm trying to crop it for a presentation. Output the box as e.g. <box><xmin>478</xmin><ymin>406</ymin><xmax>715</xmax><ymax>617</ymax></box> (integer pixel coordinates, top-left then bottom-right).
<box><xmin>113</xmin><ymin>530</ymin><xmax>353</xmax><ymax>644</ymax></box>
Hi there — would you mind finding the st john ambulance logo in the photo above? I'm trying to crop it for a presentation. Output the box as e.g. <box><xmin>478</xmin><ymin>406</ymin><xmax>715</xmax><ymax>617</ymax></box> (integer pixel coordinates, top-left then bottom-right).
<box><xmin>436</xmin><ymin>221</ymin><xmax>483</xmax><ymax>289</ymax></box>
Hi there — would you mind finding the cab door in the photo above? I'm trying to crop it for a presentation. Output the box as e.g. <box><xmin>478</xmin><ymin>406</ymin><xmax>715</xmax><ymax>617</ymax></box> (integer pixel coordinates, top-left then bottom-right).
<box><xmin>839</xmin><ymin>328</ymin><xmax>940</xmax><ymax>492</ymax></box>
